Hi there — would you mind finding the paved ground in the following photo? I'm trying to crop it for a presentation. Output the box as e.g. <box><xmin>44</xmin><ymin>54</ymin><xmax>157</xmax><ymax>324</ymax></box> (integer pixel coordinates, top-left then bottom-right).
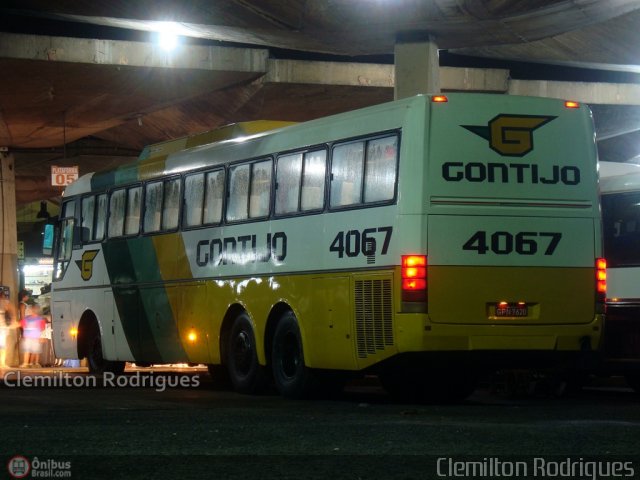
<box><xmin>0</xmin><ymin>367</ymin><xmax>639</xmax><ymax>479</ymax></box>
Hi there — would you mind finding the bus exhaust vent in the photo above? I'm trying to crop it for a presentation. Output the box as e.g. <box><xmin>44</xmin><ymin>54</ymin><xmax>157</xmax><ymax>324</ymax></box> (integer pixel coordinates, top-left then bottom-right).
<box><xmin>355</xmin><ymin>279</ymin><xmax>394</xmax><ymax>358</ymax></box>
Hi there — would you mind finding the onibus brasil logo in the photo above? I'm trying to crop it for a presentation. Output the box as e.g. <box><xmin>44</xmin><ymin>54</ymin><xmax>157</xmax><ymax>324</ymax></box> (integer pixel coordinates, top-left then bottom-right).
<box><xmin>462</xmin><ymin>114</ymin><xmax>556</xmax><ymax>157</ymax></box>
<box><xmin>8</xmin><ymin>455</ymin><xmax>72</xmax><ymax>478</ymax></box>
<box><xmin>7</xmin><ymin>456</ymin><xmax>30</xmax><ymax>479</ymax></box>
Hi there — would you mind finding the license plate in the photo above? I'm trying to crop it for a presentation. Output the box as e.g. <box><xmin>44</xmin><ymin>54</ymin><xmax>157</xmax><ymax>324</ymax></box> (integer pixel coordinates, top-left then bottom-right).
<box><xmin>495</xmin><ymin>304</ymin><xmax>528</xmax><ymax>317</ymax></box>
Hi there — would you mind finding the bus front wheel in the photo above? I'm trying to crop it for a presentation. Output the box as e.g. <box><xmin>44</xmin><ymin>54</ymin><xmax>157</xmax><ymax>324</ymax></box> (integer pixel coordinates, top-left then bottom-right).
<box><xmin>226</xmin><ymin>313</ymin><xmax>267</xmax><ymax>394</ymax></box>
<box><xmin>271</xmin><ymin>311</ymin><xmax>315</xmax><ymax>399</ymax></box>
<box><xmin>87</xmin><ymin>332</ymin><xmax>125</xmax><ymax>375</ymax></box>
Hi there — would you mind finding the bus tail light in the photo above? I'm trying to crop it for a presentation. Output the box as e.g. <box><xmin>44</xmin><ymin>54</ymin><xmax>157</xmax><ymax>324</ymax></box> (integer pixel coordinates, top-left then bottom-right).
<box><xmin>564</xmin><ymin>100</ymin><xmax>580</xmax><ymax>109</ymax></box>
<box><xmin>432</xmin><ymin>95</ymin><xmax>448</xmax><ymax>103</ymax></box>
<box><xmin>402</xmin><ymin>255</ymin><xmax>427</xmax><ymax>303</ymax></box>
<box><xmin>596</xmin><ymin>257</ymin><xmax>606</xmax><ymax>308</ymax></box>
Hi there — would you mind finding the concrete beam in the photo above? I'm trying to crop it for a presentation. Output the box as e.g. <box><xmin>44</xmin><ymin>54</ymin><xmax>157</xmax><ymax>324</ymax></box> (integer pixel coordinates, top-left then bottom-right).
<box><xmin>440</xmin><ymin>67</ymin><xmax>509</xmax><ymax>93</ymax></box>
<box><xmin>0</xmin><ymin>32</ymin><xmax>268</xmax><ymax>72</ymax></box>
<box><xmin>267</xmin><ymin>59</ymin><xmax>638</xmax><ymax>105</ymax></box>
<box><xmin>266</xmin><ymin>59</ymin><xmax>509</xmax><ymax>92</ymax></box>
<box><xmin>265</xmin><ymin>59</ymin><xmax>394</xmax><ymax>87</ymax></box>
<box><xmin>509</xmin><ymin>80</ymin><xmax>640</xmax><ymax>106</ymax></box>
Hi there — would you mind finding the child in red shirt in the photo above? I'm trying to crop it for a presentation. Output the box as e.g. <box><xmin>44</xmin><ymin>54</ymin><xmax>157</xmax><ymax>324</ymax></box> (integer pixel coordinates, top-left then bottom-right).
<box><xmin>21</xmin><ymin>304</ymin><xmax>46</xmax><ymax>368</ymax></box>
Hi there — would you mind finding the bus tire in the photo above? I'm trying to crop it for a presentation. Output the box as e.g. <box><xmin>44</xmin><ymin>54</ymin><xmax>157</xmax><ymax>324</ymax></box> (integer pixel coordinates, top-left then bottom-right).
<box><xmin>87</xmin><ymin>332</ymin><xmax>125</xmax><ymax>375</ymax></box>
<box><xmin>226</xmin><ymin>313</ymin><xmax>267</xmax><ymax>394</ymax></box>
<box><xmin>271</xmin><ymin>311</ymin><xmax>315</xmax><ymax>399</ymax></box>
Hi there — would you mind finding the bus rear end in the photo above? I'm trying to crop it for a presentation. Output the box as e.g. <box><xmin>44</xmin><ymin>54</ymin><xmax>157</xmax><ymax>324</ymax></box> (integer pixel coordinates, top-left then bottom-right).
<box><xmin>414</xmin><ymin>94</ymin><xmax>603</xmax><ymax>369</ymax></box>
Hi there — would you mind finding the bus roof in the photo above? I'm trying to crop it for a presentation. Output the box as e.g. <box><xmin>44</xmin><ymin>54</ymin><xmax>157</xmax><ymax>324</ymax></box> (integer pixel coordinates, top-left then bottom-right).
<box><xmin>62</xmin><ymin>93</ymin><xmax>592</xmax><ymax>198</ymax></box>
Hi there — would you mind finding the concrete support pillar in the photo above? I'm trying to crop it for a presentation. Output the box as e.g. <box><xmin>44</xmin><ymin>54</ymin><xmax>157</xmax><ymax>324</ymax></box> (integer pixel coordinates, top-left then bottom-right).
<box><xmin>1</xmin><ymin>152</ymin><xmax>19</xmax><ymax>367</ymax></box>
<box><xmin>394</xmin><ymin>36</ymin><xmax>440</xmax><ymax>100</ymax></box>
<box><xmin>0</xmin><ymin>152</ymin><xmax>18</xmax><ymax>302</ymax></box>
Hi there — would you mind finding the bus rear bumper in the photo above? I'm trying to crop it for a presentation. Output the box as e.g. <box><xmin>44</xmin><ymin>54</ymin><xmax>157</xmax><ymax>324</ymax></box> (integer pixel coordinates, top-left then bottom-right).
<box><xmin>395</xmin><ymin>313</ymin><xmax>603</xmax><ymax>359</ymax></box>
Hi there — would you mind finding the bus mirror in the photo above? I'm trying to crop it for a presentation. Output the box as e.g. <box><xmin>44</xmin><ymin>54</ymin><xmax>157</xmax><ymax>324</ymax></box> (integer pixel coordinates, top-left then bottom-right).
<box><xmin>42</xmin><ymin>223</ymin><xmax>55</xmax><ymax>256</ymax></box>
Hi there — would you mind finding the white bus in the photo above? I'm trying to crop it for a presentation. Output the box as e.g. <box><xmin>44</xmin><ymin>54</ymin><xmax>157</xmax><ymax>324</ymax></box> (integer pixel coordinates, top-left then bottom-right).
<box><xmin>598</xmin><ymin>161</ymin><xmax>640</xmax><ymax>392</ymax></box>
<box><xmin>50</xmin><ymin>94</ymin><xmax>604</xmax><ymax>402</ymax></box>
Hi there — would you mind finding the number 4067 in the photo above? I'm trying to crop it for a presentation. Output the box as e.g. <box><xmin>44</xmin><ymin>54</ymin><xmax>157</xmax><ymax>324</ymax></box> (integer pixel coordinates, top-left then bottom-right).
<box><xmin>463</xmin><ymin>231</ymin><xmax>562</xmax><ymax>255</ymax></box>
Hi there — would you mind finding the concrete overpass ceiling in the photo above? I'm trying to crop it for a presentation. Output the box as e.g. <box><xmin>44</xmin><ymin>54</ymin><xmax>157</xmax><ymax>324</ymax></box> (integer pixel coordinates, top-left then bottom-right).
<box><xmin>1</xmin><ymin>0</ymin><xmax>640</xmax><ymax>208</ymax></box>
<box><xmin>3</xmin><ymin>0</ymin><xmax>640</xmax><ymax>69</ymax></box>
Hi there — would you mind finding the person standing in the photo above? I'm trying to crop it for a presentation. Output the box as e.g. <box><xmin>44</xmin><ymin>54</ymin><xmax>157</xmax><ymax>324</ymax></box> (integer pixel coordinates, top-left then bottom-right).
<box><xmin>18</xmin><ymin>290</ymin><xmax>29</xmax><ymax>323</ymax></box>
<box><xmin>21</xmin><ymin>304</ymin><xmax>46</xmax><ymax>368</ymax></box>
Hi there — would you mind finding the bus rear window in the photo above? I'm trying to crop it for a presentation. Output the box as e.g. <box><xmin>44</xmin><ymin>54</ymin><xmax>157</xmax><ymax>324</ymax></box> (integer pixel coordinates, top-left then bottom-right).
<box><xmin>602</xmin><ymin>192</ymin><xmax>640</xmax><ymax>267</ymax></box>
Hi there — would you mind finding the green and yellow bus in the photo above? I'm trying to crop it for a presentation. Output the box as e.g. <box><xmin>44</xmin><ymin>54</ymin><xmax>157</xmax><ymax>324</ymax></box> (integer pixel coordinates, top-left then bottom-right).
<box><xmin>50</xmin><ymin>94</ymin><xmax>604</xmax><ymax>401</ymax></box>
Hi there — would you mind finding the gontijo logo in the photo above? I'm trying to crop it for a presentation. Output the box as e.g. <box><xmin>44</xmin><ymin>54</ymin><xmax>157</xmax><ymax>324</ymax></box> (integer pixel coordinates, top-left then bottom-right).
<box><xmin>75</xmin><ymin>249</ymin><xmax>99</xmax><ymax>281</ymax></box>
<box><xmin>462</xmin><ymin>114</ymin><xmax>556</xmax><ymax>157</ymax></box>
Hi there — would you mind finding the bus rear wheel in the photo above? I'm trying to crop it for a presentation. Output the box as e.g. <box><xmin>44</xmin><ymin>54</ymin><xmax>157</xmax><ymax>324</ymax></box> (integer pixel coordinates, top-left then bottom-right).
<box><xmin>271</xmin><ymin>311</ymin><xmax>315</xmax><ymax>399</ymax></box>
<box><xmin>226</xmin><ymin>313</ymin><xmax>267</xmax><ymax>394</ymax></box>
<box><xmin>87</xmin><ymin>332</ymin><xmax>125</xmax><ymax>375</ymax></box>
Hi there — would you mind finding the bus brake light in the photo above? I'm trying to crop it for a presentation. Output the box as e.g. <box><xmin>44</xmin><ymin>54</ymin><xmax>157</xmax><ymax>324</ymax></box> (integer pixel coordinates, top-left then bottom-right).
<box><xmin>402</xmin><ymin>255</ymin><xmax>427</xmax><ymax>302</ymax></box>
<box><xmin>596</xmin><ymin>258</ymin><xmax>606</xmax><ymax>311</ymax></box>
<box><xmin>596</xmin><ymin>258</ymin><xmax>607</xmax><ymax>294</ymax></box>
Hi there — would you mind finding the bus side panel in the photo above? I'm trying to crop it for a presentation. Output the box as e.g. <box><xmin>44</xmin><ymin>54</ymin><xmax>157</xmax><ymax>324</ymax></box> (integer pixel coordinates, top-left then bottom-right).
<box><xmin>306</xmin><ymin>276</ymin><xmax>357</xmax><ymax>370</ymax></box>
<box><xmin>51</xmin><ymin>300</ymin><xmax>73</xmax><ymax>358</ymax></box>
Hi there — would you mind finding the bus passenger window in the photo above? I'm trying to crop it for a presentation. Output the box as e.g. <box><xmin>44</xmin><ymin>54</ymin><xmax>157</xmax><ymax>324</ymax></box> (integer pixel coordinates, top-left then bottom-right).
<box><xmin>108</xmin><ymin>189</ymin><xmax>126</xmax><ymax>237</ymax></box>
<box><xmin>81</xmin><ymin>196</ymin><xmax>95</xmax><ymax>242</ymax></box>
<box><xmin>301</xmin><ymin>149</ymin><xmax>326</xmax><ymax>211</ymax></box>
<box><xmin>331</xmin><ymin>141</ymin><xmax>364</xmax><ymax>208</ymax></box>
<box><xmin>203</xmin><ymin>170</ymin><xmax>224</xmax><ymax>225</ymax></box>
<box><xmin>125</xmin><ymin>186</ymin><xmax>142</xmax><ymax>235</ymax></box>
<box><xmin>162</xmin><ymin>178</ymin><xmax>181</xmax><ymax>231</ymax></box>
<box><xmin>184</xmin><ymin>173</ymin><xmax>205</xmax><ymax>228</ymax></box>
<box><xmin>249</xmin><ymin>160</ymin><xmax>272</xmax><ymax>218</ymax></box>
<box><xmin>227</xmin><ymin>164</ymin><xmax>250</xmax><ymax>222</ymax></box>
<box><xmin>144</xmin><ymin>181</ymin><xmax>163</xmax><ymax>233</ymax></box>
<box><xmin>276</xmin><ymin>153</ymin><xmax>302</xmax><ymax>215</ymax></box>
<box><xmin>364</xmin><ymin>135</ymin><xmax>397</xmax><ymax>203</ymax></box>
<box><xmin>94</xmin><ymin>194</ymin><xmax>107</xmax><ymax>241</ymax></box>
